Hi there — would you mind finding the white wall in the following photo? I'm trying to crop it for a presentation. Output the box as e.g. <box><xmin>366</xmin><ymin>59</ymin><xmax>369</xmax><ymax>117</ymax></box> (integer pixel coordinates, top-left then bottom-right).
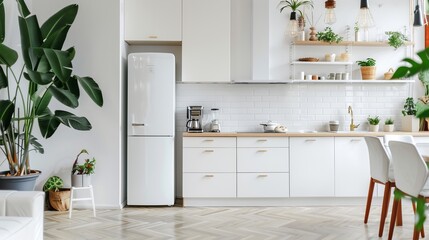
<box><xmin>30</xmin><ymin>0</ymin><xmax>125</xmax><ymax>209</ymax></box>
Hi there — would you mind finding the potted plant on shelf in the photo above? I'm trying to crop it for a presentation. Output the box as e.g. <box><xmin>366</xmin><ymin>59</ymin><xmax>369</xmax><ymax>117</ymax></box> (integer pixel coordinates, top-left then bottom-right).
<box><xmin>384</xmin><ymin>118</ymin><xmax>394</xmax><ymax>132</ymax></box>
<box><xmin>0</xmin><ymin>1</ymin><xmax>103</xmax><ymax>190</ymax></box>
<box><xmin>356</xmin><ymin>58</ymin><xmax>376</xmax><ymax>80</ymax></box>
<box><xmin>367</xmin><ymin>115</ymin><xmax>380</xmax><ymax>132</ymax></box>
<box><xmin>401</xmin><ymin>97</ymin><xmax>419</xmax><ymax>132</ymax></box>
<box><xmin>385</xmin><ymin>31</ymin><xmax>408</xmax><ymax>50</ymax></box>
<box><xmin>278</xmin><ymin>0</ymin><xmax>313</xmax><ymax>37</ymax></box>
<box><xmin>316</xmin><ymin>27</ymin><xmax>343</xmax><ymax>44</ymax></box>
<box><xmin>43</xmin><ymin>176</ymin><xmax>70</xmax><ymax>211</ymax></box>
<box><xmin>354</xmin><ymin>22</ymin><xmax>360</xmax><ymax>42</ymax></box>
<box><xmin>72</xmin><ymin>149</ymin><xmax>96</xmax><ymax>187</ymax></box>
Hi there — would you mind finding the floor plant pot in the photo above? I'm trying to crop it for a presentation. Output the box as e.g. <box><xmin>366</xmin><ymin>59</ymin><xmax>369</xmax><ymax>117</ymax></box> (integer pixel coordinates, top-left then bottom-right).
<box><xmin>49</xmin><ymin>188</ymin><xmax>71</xmax><ymax>211</ymax></box>
<box><xmin>71</xmin><ymin>174</ymin><xmax>92</xmax><ymax>187</ymax></box>
<box><xmin>384</xmin><ymin>124</ymin><xmax>394</xmax><ymax>132</ymax></box>
<box><xmin>402</xmin><ymin>115</ymin><xmax>419</xmax><ymax>132</ymax></box>
<box><xmin>369</xmin><ymin>124</ymin><xmax>379</xmax><ymax>132</ymax></box>
<box><xmin>0</xmin><ymin>170</ymin><xmax>41</xmax><ymax>190</ymax></box>
<box><xmin>361</xmin><ymin>66</ymin><xmax>376</xmax><ymax>80</ymax></box>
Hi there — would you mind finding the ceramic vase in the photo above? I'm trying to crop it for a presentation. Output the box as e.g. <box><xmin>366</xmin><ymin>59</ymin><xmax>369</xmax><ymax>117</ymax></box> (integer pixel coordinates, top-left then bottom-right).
<box><xmin>369</xmin><ymin>124</ymin><xmax>379</xmax><ymax>132</ymax></box>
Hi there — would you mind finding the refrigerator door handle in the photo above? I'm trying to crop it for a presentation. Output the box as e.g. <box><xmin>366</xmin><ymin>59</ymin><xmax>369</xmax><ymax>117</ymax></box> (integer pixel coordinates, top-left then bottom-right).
<box><xmin>132</xmin><ymin>123</ymin><xmax>145</xmax><ymax>126</ymax></box>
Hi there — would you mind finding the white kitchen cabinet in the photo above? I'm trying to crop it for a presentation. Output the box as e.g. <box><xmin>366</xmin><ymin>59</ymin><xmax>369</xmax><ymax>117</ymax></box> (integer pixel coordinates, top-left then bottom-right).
<box><xmin>124</xmin><ymin>0</ymin><xmax>182</xmax><ymax>43</ymax></box>
<box><xmin>334</xmin><ymin>137</ymin><xmax>370</xmax><ymax>197</ymax></box>
<box><xmin>237</xmin><ymin>137</ymin><xmax>289</xmax><ymax>198</ymax></box>
<box><xmin>183</xmin><ymin>148</ymin><xmax>236</xmax><ymax>172</ymax></box>
<box><xmin>183</xmin><ymin>173</ymin><xmax>236</xmax><ymax>197</ymax></box>
<box><xmin>290</xmin><ymin>137</ymin><xmax>335</xmax><ymax>197</ymax></box>
<box><xmin>182</xmin><ymin>137</ymin><xmax>236</xmax><ymax>198</ymax></box>
<box><xmin>237</xmin><ymin>173</ymin><xmax>289</xmax><ymax>197</ymax></box>
<box><xmin>182</xmin><ymin>0</ymin><xmax>230</xmax><ymax>82</ymax></box>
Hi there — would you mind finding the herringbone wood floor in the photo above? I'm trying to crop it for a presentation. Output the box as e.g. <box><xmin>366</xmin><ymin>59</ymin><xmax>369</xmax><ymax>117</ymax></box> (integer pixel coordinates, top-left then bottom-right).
<box><xmin>44</xmin><ymin>203</ymin><xmax>422</xmax><ymax>239</ymax></box>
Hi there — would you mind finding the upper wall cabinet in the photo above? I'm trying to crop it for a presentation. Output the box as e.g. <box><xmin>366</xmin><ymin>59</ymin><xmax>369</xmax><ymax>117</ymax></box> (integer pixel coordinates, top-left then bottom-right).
<box><xmin>125</xmin><ymin>0</ymin><xmax>182</xmax><ymax>44</ymax></box>
<box><xmin>182</xmin><ymin>0</ymin><xmax>231</xmax><ymax>82</ymax></box>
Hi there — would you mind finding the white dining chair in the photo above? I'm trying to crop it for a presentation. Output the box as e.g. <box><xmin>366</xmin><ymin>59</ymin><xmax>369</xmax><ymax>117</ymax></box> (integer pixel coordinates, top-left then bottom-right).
<box><xmin>388</xmin><ymin>141</ymin><xmax>429</xmax><ymax>240</ymax></box>
<box><xmin>383</xmin><ymin>135</ymin><xmax>415</xmax><ymax>157</ymax></box>
<box><xmin>364</xmin><ymin>136</ymin><xmax>402</xmax><ymax>237</ymax></box>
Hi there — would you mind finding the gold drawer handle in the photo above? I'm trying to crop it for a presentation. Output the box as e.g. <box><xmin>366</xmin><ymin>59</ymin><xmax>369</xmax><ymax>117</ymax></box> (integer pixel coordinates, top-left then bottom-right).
<box><xmin>148</xmin><ymin>35</ymin><xmax>158</xmax><ymax>39</ymax></box>
<box><xmin>204</xmin><ymin>150</ymin><xmax>214</xmax><ymax>153</ymax></box>
<box><xmin>305</xmin><ymin>139</ymin><xmax>317</xmax><ymax>142</ymax></box>
<box><xmin>257</xmin><ymin>150</ymin><xmax>268</xmax><ymax>152</ymax></box>
<box><xmin>351</xmin><ymin>139</ymin><xmax>362</xmax><ymax>142</ymax></box>
<box><xmin>257</xmin><ymin>174</ymin><xmax>268</xmax><ymax>177</ymax></box>
<box><xmin>203</xmin><ymin>139</ymin><xmax>214</xmax><ymax>142</ymax></box>
<box><xmin>204</xmin><ymin>175</ymin><xmax>214</xmax><ymax>177</ymax></box>
<box><xmin>257</xmin><ymin>139</ymin><xmax>268</xmax><ymax>142</ymax></box>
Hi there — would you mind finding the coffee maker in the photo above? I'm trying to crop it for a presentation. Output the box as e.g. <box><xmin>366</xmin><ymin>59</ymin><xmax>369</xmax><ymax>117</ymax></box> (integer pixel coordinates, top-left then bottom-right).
<box><xmin>186</xmin><ymin>106</ymin><xmax>203</xmax><ymax>132</ymax></box>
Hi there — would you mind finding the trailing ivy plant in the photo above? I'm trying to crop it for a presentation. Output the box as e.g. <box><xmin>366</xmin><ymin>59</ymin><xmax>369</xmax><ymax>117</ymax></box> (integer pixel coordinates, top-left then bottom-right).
<box><xmin>316</xmin><ymin>27</ymin><xmax>343</xmax><ymax>44</ymax></box>
<box><xmin>385</xmin><ymin>31</ymin><xmax>408</xmax><ymax>50</ymax></box>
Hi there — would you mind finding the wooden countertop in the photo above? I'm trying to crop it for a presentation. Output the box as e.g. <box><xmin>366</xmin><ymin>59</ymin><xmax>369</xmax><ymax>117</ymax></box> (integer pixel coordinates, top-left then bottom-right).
<box><xmin>183</xmin><ymin>131</ymin><xmax>429</xmax><ymax>137</ymax></box>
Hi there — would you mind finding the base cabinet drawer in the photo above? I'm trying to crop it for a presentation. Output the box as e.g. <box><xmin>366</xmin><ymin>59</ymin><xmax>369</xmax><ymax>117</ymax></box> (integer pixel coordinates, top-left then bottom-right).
<box><xmin>183</xmin><ymin>148</ymin><xmax>236</xmax><ymax>172</ymax></box>
<box><xmin>237</xmin><ymin>148</ymin><xmax>289</xmax><ymax>172</ymax></box>
<box><xmin>183</xmin><ymin>137</ymin><xmax>236</xmax><ymax>148</ymax></box>
<box><xmin>237</xmin><ymin>137</ymin><xmax>288</xmax><ymax>148</ymax></box>
<box><xmin>237</xmin><ymin>173</ymin><xmax>289</xmax><ymax>197</ymax></box>
<box><xmin>183</xmin><ymin>173</ymin><xmax>236</xmax><ymax>198</ymax></box>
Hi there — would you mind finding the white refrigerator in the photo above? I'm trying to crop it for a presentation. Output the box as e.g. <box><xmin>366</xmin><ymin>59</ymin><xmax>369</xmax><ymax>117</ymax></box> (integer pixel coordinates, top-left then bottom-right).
<box><xmin>127</xmin><ymin>53</ymin><xmax>175</xmax><ymax>205</ymax></box>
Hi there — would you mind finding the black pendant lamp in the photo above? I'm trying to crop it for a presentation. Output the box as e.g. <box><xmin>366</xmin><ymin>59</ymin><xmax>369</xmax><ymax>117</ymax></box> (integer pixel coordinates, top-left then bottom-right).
<box><xmin>357</xmin><ymin>0</ymin><xmax>375</xmax><ymax>28</ymax></box>
<box><xmin>413</xmin><ymin>0</ymin><xmax>424</xmax><ymax>27</ymax></box>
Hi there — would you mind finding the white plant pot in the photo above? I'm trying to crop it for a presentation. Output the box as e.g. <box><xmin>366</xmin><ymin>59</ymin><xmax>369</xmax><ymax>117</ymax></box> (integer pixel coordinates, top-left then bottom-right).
<box><xmin>71</xmin><ymin>174</ymin><xmax>91</xmax><ymax>187</ymax></box>
<box><xmin>369</xmin><ymin>124</ymin><xmax>379</xmax><ymax>132</ymax></box>
<box><xmin>383</xmin><ymin>124</ymin><xmax>394</xmax><ymax>132</ymax></box>
<box><xmin>402</xmin><ymin>115</ymin><xmax>419</xmax><ymax>132</ymax></box>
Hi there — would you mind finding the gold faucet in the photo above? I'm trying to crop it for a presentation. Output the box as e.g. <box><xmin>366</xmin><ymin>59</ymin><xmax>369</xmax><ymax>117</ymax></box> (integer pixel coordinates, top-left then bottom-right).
<box><xmin>348</xmin><ymin>106</ymin><xmax>360</xmax><ymax>131</ymax></box>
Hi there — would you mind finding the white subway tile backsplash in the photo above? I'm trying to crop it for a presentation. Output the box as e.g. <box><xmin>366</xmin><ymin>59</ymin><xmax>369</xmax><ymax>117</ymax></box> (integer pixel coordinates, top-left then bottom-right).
<box><xmin>176</xmin><ymin>83</ymin><xmax>409</xmax><ymax>132</ymax></box>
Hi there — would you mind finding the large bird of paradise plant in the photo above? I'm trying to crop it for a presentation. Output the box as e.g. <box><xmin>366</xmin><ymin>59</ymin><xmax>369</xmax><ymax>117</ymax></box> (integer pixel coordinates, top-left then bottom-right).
<box><xmin>0</xmin><ymin>0</ymin><xmax>103</xmax><ymax>176</ymax></box>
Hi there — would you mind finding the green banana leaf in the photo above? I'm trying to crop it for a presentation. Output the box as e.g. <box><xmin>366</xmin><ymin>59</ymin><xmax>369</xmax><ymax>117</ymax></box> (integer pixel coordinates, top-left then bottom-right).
<box><xmin>0</xmin><ymin>0</ymin><xmax>5</xmax><ymax>43</ymax></box>
<box><xmin>48</xmin><ymin>85</ymin><xmax>78</xmax><ymax>108</ymax></box>
<box><xmin>77</xmin><ymin>76</ymin><xmax>103</xmax><ymax>107</ymax></box>
<box><xmin>0</xmin><ymin>66</ymin><xmax>7</xmax><ymax>89</ymax></box>
<box><xmin>416</xmin><ymin>101</ymin><xmax>429</xmax><ymax>118</ymax></box>
<box><xmin>38</xmin><ymin>109</ymin><xmax>60</xmax><ymax>138</ymax></box>
<box><xmin>55</xmin><ymin>110</ymin><xmax>91</xmax><ymax>131</ymax></box>
<box><xmin>0</xmin><ymin>100</ymin><xmax>15</xmax><ymax>130</ymax></box>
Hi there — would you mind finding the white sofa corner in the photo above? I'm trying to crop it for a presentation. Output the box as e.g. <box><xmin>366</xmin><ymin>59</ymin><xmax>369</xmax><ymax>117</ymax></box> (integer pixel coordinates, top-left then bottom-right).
<box><xmin>0</xmin><ymin>190</ymin><xmax>45</xmax><ymax>240</ymax></box>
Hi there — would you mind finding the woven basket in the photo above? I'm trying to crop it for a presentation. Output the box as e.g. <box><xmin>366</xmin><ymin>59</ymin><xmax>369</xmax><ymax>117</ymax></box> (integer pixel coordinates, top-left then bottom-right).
<box><xmin>361</xmin><ymin>66</ymin><xmax>376</xmax><ymax>80</ymax></box>
<box><xmin>384</xmin><ymin>68</ymin><xmax>394</xmax><ymax>80</ymax></box>
<box><xmin>49</xmin><ymin>189</ymin><xmax>70</xmax><ymax>211</ymax></box>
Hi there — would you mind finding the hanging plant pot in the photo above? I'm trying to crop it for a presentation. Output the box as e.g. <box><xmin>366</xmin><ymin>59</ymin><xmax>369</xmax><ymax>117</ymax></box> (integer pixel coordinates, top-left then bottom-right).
<box><xmin>48</xmin><ymin>188</ymin><xmax>71</xmax><ymax>211</ymax></box>
<box><xmin>0</xmin><ymin>170</ymin><xmax>41</xmax><ymax>191</ymax></box>
<box><xmin>71</xmin><ymin>174</ymin><xmax>92</xmax><ymax>187</ymax></box>
<box><xmin>361</xmin><ymin>66</ymin><xmax>376</xmax><ymax>80</ymax></box>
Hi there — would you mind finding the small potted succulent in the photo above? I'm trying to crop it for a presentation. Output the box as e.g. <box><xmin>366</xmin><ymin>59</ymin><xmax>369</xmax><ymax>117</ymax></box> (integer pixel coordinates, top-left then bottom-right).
<box><xmin>384</xmin><ymin>118</ymin><xmax>394</xmax><ymax>132</ymax></box>
<box><xmin>401</xmin><ymin>97</ymin><xmax>419</xmax><ymax>132</ymax></box>
<box><xmin>367</xmin><ymin>115</ymin><xmax>380</xmax><ymax>132</ymax></box>
<box><xmin>356</xmin><ymin>58</ymin><xmax>376</xmax><ymax>80</ymax></box>
<box><xmin>43</xmin><ymin>176</ymin><xmax>70</xmax><ymax>211</ymax></box>
<box><xmin>71</xmin><ymin>149</ymin><xmax>96</xmax><ymax>187</ymax></box>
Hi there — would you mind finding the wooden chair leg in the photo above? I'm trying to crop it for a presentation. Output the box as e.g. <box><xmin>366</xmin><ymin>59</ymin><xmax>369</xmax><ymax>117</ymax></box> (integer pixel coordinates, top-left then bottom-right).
<box><xmin>396</xmin><ymin>198</ymin><xmax>403</xmax><ymax>226</ymax></box>
<box><xmin>379</xmin><ymin>181</ymin><xmax>391</xmax><ymax>237</ymax></box>
<box><xmin>414</xmin><ymin>226</ymin><xmax>420</xmax><ymax>240</ymax></box>
<box><xmin>364</xmin><ymin>178</ymin><xmax>375</xmax><ymax>224</ymax></box>
<box><xmin>388</xmin><ymin>193</ymin><xmax>400</xmax><ymax>240</ymax></box>
<box><xmin>412</xmin><ymin>201</ymin><xmax>425</xmax><ymax>238</ymax></box>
